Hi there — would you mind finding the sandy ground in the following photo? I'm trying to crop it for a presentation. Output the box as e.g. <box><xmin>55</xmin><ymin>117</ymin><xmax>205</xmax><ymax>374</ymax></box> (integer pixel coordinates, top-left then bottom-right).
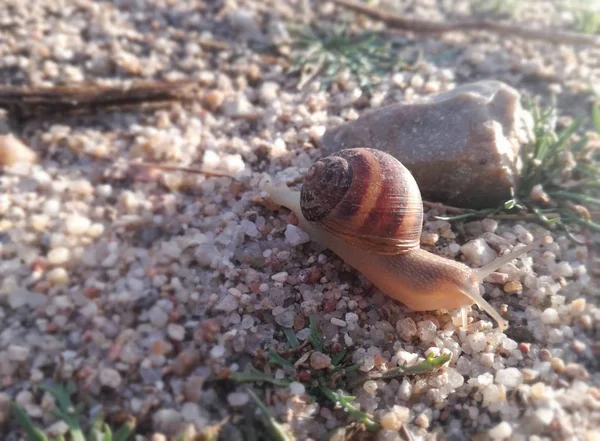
<box><xmin>0</xmin><ymin>1</ymin><xmax>599</xmax><ymax>440</ymax></box>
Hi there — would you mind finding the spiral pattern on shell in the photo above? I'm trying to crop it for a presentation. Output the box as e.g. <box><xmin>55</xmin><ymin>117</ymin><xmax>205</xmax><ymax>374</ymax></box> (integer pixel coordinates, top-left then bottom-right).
<box><xmin>300</xmin><ymin>148</ymin><xmax>423</xmax><ymax>255</ymax></box>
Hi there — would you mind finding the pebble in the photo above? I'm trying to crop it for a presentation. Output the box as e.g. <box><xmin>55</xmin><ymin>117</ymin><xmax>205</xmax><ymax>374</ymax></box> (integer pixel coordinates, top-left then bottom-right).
<box><xmin>460</xmin><ymin>238</ymin><xmax>497</xmax><ymax>266</ymax></box>
<box><xmin>285</xmin><ymin>224</ymin><xmax>311</xmax><ymax>246</ymax></box>
<box><xmin>503</xmin><ymin>281</ymin><xmax>522</xmax><ymax>293</ymax></box>
<box><xmin>495</xmin><ymin>367</ymin><xmax>523</xmax><ymax>388</ymax></box>
<box><xmin>152</xmin><ymin>409</ymin><xmax>183</xmax><ymax>436</ymax></box>
<box><xmin>489</xmin><ymin>421</ymin><xmax>513</xmax><ymax>440</ymax></box>
<box><xmin>47</xmin><ymin>268</ymin><xmax>70</xmax><ymax>285</ymax></box>
<box><xmin>46</xmin><ymin>421</ymin><xmax>69</xmax><ymax>438</ymax></box>
<box><xmin>330</xmin><ymin>317</ymin><xmax>346</xmax><ymax>327</ymax></box>
<box><xmin>47</xmin><ymin>247</ymin><xmax>70</xmax><ymax>265</ymax></box>
<box><xmin>210</xmin><ymin>345</ymin><xmax>225</xmax><ymax>359</ymax></box>
<box><xmin>271</xmin><ymin>272</ymin><xmax>289</xmax><ymax>283</ymax></box>
<box><xmin>310</xmin><ymin>352</ymin><xmax>331</xmax><ymax>370</ymax></box>
<box><xmin>99</xmin><ymin>368</ymin><xmax>122</xmax><ymax>389</ymax></box>
<box><xmin>227</xmin><ymin>392</ymin><xmax>249</xmax><ymax>407</ymax></box>
<box><xmin>363</xmin><ymin>380</ymin><xmax>378</xmax><ymax>394</ymax></box>
<box><xmin>0</xmin><ymin>134</ymin><xmax>38</xmax><ymax>166</ymax></box>
<box><xmin>214</xmin><ymin>294</ymin><xmax>239</xmax><ymax>313</ymax></box>
<box><xmin>148</xmin><ymin>306</ymin><xmax>169</xmax><ymax>328</ymax></box>
<box><xmin>241</xmin><ymin>219</ymin><xmax>259</xmax><ymax>237</ymax></box>
<box><xmin>541</xmin><ymin>308</ymin><xmax>560</xmax><ymax>325</ymax></box>
<box><xmin>65</xmin><ymin>214</ymin><xmax>91</xmax><ymax>235</ymax></box>
<box><xmin>167</xmin><ymin>324</ymin><xmax>185</xmax><ymax>341</ymax></box>
<box><xmin>289</xmin><ymin>382</ymin><xmax>306</xmax><ymax>395</ymax></box>
<box><xmin>7</xmin><ymin>345</ymin><xmax>30</xmax><ymax>362</ymax></box>
<box><xmin>467</xmin><ymin>332</ymin><xmax>487</xmax><ymax>352</ymax></box>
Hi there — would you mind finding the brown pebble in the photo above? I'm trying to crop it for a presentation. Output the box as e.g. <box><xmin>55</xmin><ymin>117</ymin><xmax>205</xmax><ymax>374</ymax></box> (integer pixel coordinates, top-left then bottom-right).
<box><xmin>152</xmin><ymin>339</ymin><xmax>171</xmax><ymax>356</ymax></box>
<box><xmin>551</xmin><ymin>357</ymin><xmax>565</xmax><ymax>373</ymax></box>
<box><xmin>503</xmin><ymin>281</ymin><xmax>522</xmax><ymax>293</ymax></box>
<box><xmin>0</xmin><ymin>134</ymin><xmax>38</xmax><ymax>166</ymax></box>
<box><xmin>564</xmin><ymin>363</ymin><xmax>589</xmax><ymax>380</ymax></box>
<box><xmin>539</xmin><ymin>348</ymin><xmax>552</xmax><ymax>361</ymax></box>
<box><xmin>294</xmin><ymin>314</ymin><xmax>306</xmax><ymax>330</ymax></box>
<box><xmin>519</xmin><ymin>342</ymin><xmax>531</xmax><ymax>354</ymax></box>
<box><xmin>203</xmin><ymin>90</ymin><xmax>225</xmax><ymax>111</ymax></box>
<box><xmin>183</xmin><ymin>376</ymin><xmax>205</xmax><ymax>402</ymax></box>
<box><xmin>171</xmin><ymin>348</ymin><xmax>201</xmax><ymax>376</ymax></box>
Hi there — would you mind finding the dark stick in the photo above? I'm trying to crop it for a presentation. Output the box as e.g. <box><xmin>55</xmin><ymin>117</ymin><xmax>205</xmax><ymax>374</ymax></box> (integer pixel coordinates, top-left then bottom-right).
<box><xmin>331</xmin><ymin>0</ymin><xmax>600</xmax><ymax>47</ymax></box>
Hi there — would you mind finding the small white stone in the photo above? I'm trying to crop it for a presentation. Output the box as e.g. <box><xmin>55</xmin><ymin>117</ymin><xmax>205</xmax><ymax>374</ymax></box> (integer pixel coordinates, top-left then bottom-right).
<box><xmin>65</xmin><ymin>214</ymin><xmax>91</xmax><ymax>235</ymax></box>
<box><xmin>47</xmin><ymin>247</ymin><xmax>70</xmax><ymax>265</ymax></box>
<box><xmin>240</xmin><ymin>219</ymin><xmax>259</xmax><ymax>237</ymax></box>
<box><xmin>541</xmin><ymin>308</ymin><xmax>560</xmax><ymax>325</ymax></box>
<box><xmin>214</xmin><ymin>294</ymin><xmax>239</xmax><ymax>312</ymax></box>
<box><xmin>43</xmin><ymin>199</ymin><xmax>61</xmax><ymax>216</ymax></box>
<box><xmin>47</xmin><ymin>268</ymin><xmax>70</xmax><ymax>285</ymax></box>
<box><xmin>467</xmin><ymin>332</ymin><xmax>487</xmax><ymax>352</ymax></box>
<box><xmin>363</xmin><ymin>380</ymin><xmax>378</xmax><ymax>394</ymax></box>
<box><xmin>495</xmin><ymin>367</ymin><xmax>523</xmax><ymax>388</ymax></box>
<box><xmin>271</xmin><ymin>272</ymin><xmax>289</xmax><ymax>283</ymax></box>
<box><xmin>7</xmin><ymin>345</ymin><xmax>30</xmax><ymax>362</ymax></box>
<box><xmin>210</xmin><ymin>345</ymin><xmax>225</xmax><ymax>359</ymax></box>
<box><xmin>330</xmin><ymin>317</ymin><xmax>346</xmax><ymax>327</ymax></box>
<box><xmin>489</xmin><ymin>421</ymin><xmax>513</xmax><ymax>440</ymax></box>
<box><xmin>148</xmin><ymin>306</ymin><xmax>169</xmax><ymax>328</ymax></box>
<box><xmin>284</xmin><ymin>224</ymin><xmax>310</xmax><ymax>246</ymax></box>
<box><xmin>87</xmin><ymin>223</ymin><xmax>105</xmax><ymax>238</ymax></box>
<box><xmin>289</xmin><ymin>382</ymin><xmax>306</xmax><ymax>395</ymax></box>
<box><xmin>553</xmin><ymin>261</ymin><xmax>573</xmax><ymax>278</ymax></box>
<box><xmin>46</xmin><ymin>420</ymin><xmax>69</xmax><ymax>437</ymax></box>
<box><xmin>227</xmin><ymin>392</ymin><xmax>249</xmax><ymax>406</ymax></box>
<box><xmin>167</xmin><ymin>324</ymin><xmax>185</xmax><ymax>341</ymax></box>
<box><xmin>460</xmin><ymin>238</ymin><xmax>497</xmax><ymax>266</ymax></box>
<box><xmin>99</xmin><ymin>368</ymin><xmax>122</xmax><ymax>389</ymax></box>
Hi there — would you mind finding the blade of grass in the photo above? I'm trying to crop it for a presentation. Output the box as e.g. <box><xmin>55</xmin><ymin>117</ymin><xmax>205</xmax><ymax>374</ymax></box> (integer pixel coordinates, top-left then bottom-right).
<box><xmin>247</xmin><ymin>389</ymin><xmax>296</xmax><ymax>441</ymax></box>
<box><xmin>11</xmin><ymin>403</ymin><xmax>49</xmax><ymax>441</ymax></box>
<box><xmin>283</xmin><ymin>328</ymin><xmax>300</xmax><ymax>349</ymax></box>
<box><xmin>308</xmin><ymin>316</ymin><xmax>324</xmax><ymax>352</ymax></box>
<box><xmin>113</xmin><ymin>416</ymin><xmax>136</xmax><ymax>441</ymax></box>
<box><xmin>550</xmin><ymin>190</ymin><xmax>600</xmax><ymax>206</ymax></box>
<box><xmin>593</xmin><ymin>105</ymin><xmax>600</xmax><ymax>133</ymax></box>
<box><xmin>331</xmin><ymin>349</ymin><xmax>346</xmax><ymax>367</ymax></box>
<box><xmin>349</xmin><ymin>353</ymin><xmax>451</xmax><ymax>388</ymax></box>
<box><xmin>268</xmin><ymin>352</ymin><xmax>293</xmax><ymax>367</ymax></box>
<box><xmin>230</xmin><ymin>369</ymin><xmax>293</xmax><ymax>388</ymax></box>
<box><xmin>318</xmin><ymin>387</ymin><xmax>380</xmax><ymax>432</ymax></box>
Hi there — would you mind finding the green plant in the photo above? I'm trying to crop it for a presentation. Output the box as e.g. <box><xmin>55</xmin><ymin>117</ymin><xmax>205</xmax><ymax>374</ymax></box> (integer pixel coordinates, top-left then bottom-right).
<box><xmin>572</xmin><ymin>3</ymin><xmax>600</xmax><ymax>34</ymax></box>
<box><xmin>435</xmin><ymin>100</ymin><xmax>600</xmax><ymax>243</ymax></box>
<box><xmin>230</xmin><ymin>316</ymin><xmax>450</xmax><ymax>438</ymax></box>
<box><xmin>12</xmin><ymin>382</ymin><xmax>135</xmax><ymax>441</ymax></box>
<box><xmin>472</xmin><ymin>0</ymin><xmax>522</xmax><ymax>18</ymax></box>
<box><xmin>289</xmin><ymin>24</ymin><xmax>409</xmax><ymax>91</ymax></box>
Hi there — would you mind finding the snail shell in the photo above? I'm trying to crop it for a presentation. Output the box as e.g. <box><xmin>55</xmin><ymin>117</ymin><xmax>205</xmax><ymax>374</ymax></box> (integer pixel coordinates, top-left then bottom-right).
<box><xmin>300</xmin><ymin>148</ymin><xmax>423</xmax><ymax>255</ymax></box>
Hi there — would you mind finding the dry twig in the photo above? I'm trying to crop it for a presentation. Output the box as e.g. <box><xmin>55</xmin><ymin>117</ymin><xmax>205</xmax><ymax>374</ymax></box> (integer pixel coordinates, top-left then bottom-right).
<box><xmin>0</xmin><ymin>79</ymin><xmax>199</xmax><ymax>121</ymax></box>
<box><xmin>331</xmin><ymin>0</ymin><xmax>600</xmax><ymax>47</ymax></box>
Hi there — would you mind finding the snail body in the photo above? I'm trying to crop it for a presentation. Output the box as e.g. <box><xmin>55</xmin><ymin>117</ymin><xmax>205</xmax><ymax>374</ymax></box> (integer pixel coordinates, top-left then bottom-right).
<box><xmin>264</xmin><ymin>148</ymin><xmax>549</xmax><ymax>331</ymax></box>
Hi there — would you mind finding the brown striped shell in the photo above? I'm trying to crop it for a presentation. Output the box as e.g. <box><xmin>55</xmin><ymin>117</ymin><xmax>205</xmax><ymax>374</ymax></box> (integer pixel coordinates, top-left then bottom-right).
<box><xmin>300</xmin><ymin>148</ymin><xmax>423</xmax><ymax>255</ymax></box>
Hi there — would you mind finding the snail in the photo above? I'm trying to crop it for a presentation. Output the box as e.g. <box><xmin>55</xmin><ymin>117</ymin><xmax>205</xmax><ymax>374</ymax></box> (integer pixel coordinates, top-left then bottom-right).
<box><xmin>263</xmin><ymin>148</ymin><xmax>550</xmax><ymax>331</ymax></box>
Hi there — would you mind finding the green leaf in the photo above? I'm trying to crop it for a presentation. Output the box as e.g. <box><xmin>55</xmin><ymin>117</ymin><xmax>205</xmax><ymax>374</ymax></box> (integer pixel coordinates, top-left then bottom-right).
<box><xmin>331</xmin><ymin>349</ymin><xmax>346</xmax><ymax>367</ymax></box>
<box><xmin>318</xmin><ymin>387</ymin><xmax>379</xmax><ymax>432</ymax></box>
<box><xmin>504</xmin><ymin>199</ymin><xmax>516</xmax><ymax>210</ymax></box>
<box><xmin>102</xmin><ymin>423</ymin><xmax>112</xmax><ymax>441</ymax></box>
<box><xmin>113</xmin><ymin>417</ymin><xmax>136</xmax><ymax>441</ymax></box>
<box><xmin>11</xmin><ymin>403</ymin><xmax>49</xmax><ymax>441</ymax></box>
<box><xmin>268</xmin><ymin>352</ymin><xmax>293</xmax><ymax>367</ymax></box>
<box><xmin>230</xmin><ymin>368</ymin><xmax>293</xmax><ymax>388</ymax></box>
<box><xmin>593</xmin><ymin>105</ymin><xmax>600</xmax><ymax>134</ymax></box>
<box><xmin>247</xmin><ymin>389</ymin><xmax>296</xmax><ymax>441</ymax></box>
<box><xmin>283</xmin><ymin>328</ymin><xmax>300</xmax><ymax>349</ymax></box>
<box><xmin>308</xmin><ymin>316</ymin><xmax>324</xmax><ymax>352</ymax></box>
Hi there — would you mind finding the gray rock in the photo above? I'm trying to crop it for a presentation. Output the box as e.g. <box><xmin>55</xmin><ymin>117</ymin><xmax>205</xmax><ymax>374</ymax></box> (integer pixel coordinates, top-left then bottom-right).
<box><xmin>322</xmin><ymin>80</ymin><xmax>533</xmax><ymax>208</ymax></box>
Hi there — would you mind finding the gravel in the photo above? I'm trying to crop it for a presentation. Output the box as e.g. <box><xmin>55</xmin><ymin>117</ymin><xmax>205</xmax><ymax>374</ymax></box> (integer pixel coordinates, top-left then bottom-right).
<box><xmin>0</xmin><ymin>0</ymin><xmax>598</xmax><ymax>440</ymax></box>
